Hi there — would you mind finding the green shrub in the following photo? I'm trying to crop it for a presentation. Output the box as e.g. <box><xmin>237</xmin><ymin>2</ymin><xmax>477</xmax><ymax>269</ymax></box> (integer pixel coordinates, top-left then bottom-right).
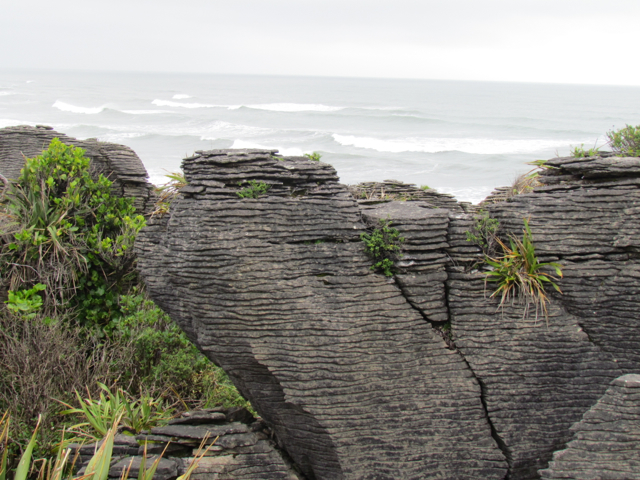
<box><xmin>361</xmin><ymin>219</ymin><xmax>404</xmax><ymax>277</ymax></box>
<box><xmin>0</xmin><ymin>138</ymin><xmax>146</xmax><ymax>326</ymax></box>
<box><xmin>484</xmin><ymin>219</ymin><xmax>562</xmax><ymax>321</ymax></box>
<box><xmin>606</xmin><ymin>124</ymin><xmax>640</xmax><ymax>156</ymax></box>
<box><xmin>236</xmin><ymin>180</ymin><xmax>271</xmax><ymax>199</ymax></box>
<box><xmin>303</xmin><ymin>152</ymin><xmax>322</xmax><ymax>162</ymax></box>
<box><xmin>4</xmin><ymin>284</ymin><xmax>45</xmax><ymax>320</ymax></box>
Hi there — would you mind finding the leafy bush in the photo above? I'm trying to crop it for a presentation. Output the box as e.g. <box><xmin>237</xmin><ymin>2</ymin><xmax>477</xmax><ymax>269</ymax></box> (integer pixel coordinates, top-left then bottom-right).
<box><xmin>606</xmin><ymin>124</ymin><xmax>640</xmax><ymax>156</ymax></box>
<box><xmin>303</xmin><ymin>152</ymin><xmax>322</xmax><ymax>161</ymax></box>
<box><xmin>361</xmin><ymin>219</ymin><xmax>404</xmax><ymax>276</ymax></box>
<box><xmin>484</xmin><ymin>219</ymin><xmax>563</xmax><ymax>321</ymax></box>
<box><xmin>0</xmin><ymin>138</ymin><xmax>146</xmax><ymax>326</ymax></box>
<box><xmin>236</xmin><ymin>180</ymin><xmax>271</xmax><ymax>199</ymax></box>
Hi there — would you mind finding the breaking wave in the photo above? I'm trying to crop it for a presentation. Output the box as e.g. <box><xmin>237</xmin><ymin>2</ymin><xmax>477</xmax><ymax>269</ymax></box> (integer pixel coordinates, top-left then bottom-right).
<box><xmin>332</xmin><ymin>134</ymin><xmax>571</xmax><ymax>155</ymax></box>
<box><xmin>53</xmin><ymin>101</ymin><xmax>106</xmax><ymax>114</ymax></box>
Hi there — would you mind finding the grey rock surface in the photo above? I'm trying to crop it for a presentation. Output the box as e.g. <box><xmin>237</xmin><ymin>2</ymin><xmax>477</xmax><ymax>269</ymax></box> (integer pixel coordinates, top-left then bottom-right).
<box><xmin>0</xmin><ymin>125</ymin><xmax>154</xmax><ymax>213</ymax></box>
<box><xmin>539</xmin><ymin>373</ymin><xmax>640</xmax><ymax>479</ymax></box>
<box><xmin>136</xmin><ymin>150</ymin><xmax>508</xmax><ymax>479</ymax></box>
<box><xmin>133</xmin><ymin>148</ymin><xmax>640</xmax><ymax>479</ymax></box>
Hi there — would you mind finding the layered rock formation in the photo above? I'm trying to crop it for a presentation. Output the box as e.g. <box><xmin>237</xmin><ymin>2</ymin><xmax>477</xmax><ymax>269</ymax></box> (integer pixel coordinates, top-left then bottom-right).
<box><xmin>0</xmin><ymin>125</ymin><xmax>154</xmax><ymax>213</ymax></box>
<box><xmin>136</xmin><ymin>150</ymin><xmax>508</xmax><ymax>479</ymax></box>
<box><xmin>131</xmin><ymin>149</ymin><xmax>640</xmax><ymax>479</ymax></box>
<box><xmin>72</xmin><ymin>407</ymin><xmax>300</xmax><ymax>480</ymax></box>
<box><xmin>540</xmin><ymin>374</ymin><xmax>640</xmax><ymax>479</ymax></box>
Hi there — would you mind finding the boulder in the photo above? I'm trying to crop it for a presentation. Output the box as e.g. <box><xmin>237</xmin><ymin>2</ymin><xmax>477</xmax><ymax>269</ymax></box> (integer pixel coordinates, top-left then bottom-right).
<box><xmin>0</xmin><ymin>125</ymin><xmax>155</xmax><ymax>214</ymax></box>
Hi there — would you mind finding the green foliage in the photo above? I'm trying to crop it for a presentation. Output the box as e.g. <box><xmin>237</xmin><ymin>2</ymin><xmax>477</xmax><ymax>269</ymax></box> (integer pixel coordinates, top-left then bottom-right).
<box><xmin>0</xmin><ymin>412</ymin><xmax>208</xmax><ymax>480</ymax></box>
<box><xmin>236</xmin><ymin>180</ymin><xmax>271</xmax><ymax>199</ymax></box>
<box><xmin>466</xmin><ymin>210</ymin><xmax>500</xmax><ymax>253</ymax></box>
<box><xmin>112</xmin><ymin>293</ymin><xmax>252</xmax><ymax>410</ymax></box>
<box><xmin>303</xmin><ymin>152</ymin><xmax>322</xmax><ymax>162</ymax></box>
<box><xmin>571</xmin><ymin>144</ymin><xmax>600</xmax><ymax>158</ymax></box>
<box><xmin>360</xmin><ymin>219</ymin><xmax>404</xmax><ymax>276</ymax></box>
<box><xmin>606</xmin><ymin>124</ymin><xmax>640</xmax><ymax>156</ymax></box>
<box><xmin>4</xmin><ymin>284</ymin><xmax>45</xmax><ymax>319</ymax></box>
<box><xmin>484</xmin><ymin>219</ymin><xmax>563</xmax><ymax>321</ymax></box>
<box><xmin>0</xmin><ymin>138</ymin><xmax>146</xmax><ymax>326</ymax></box>
<box><xmin>420</xmin><ymin>185</ymin><xmax>430</xmax><ymax>190</ymax></box>
<box><xmin>60</xmin><ymin>383</ymin><xmax>173</xmax><ymax>440</ymax></box>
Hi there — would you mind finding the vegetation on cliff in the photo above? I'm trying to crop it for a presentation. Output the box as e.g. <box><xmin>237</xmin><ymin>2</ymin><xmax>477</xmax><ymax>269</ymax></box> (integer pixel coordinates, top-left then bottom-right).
<box><xmin>0</xmin><ymin>140</ymin><xmax>250</xmax><ymax>476</ymax></box>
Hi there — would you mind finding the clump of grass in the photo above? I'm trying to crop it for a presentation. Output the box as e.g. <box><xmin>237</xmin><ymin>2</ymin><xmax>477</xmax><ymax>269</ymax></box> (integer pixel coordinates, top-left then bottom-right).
<box><xmin>152</xmin><ymin>171</ymin><xmax>188</xmax><ymax>217</ymax></box>
<box><xmin>237</xmin><ymin>180</ymin><xmax>271</xmax><ymax>199</ymax></box>
<box><xmin>361</xmin><ymin>218</ymin><xmax>404</xmax><ymax>277</ymax></box>
<box><xmin>484</xmin><ymin>218</ymin><xmax>562</xmax><ymax>322</ymax></box>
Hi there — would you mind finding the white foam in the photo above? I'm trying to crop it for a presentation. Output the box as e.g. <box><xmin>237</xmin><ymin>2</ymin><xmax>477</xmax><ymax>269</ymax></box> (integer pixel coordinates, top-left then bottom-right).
<box><xmin>26</xmin><ymin>80</ymin><xmax>34</xmax><ymax>83</ymax></box>
<box><xmin>246</xmin><ymin>103</ymin><xmax>343</xmax><ymax>112</ymax></box>
<box><xmin>95</xmin><ymin>132</ymin><xmax>146</xmax><ymax>142</ymax></box>
<box><xmin>332</xmin><ymin>134</ymin><xmax>571</xmax><ymax>155</ymax></box>
<box><xmin>231</xmin><ymin>140</ymin><xmax>303</xmax><ymax>156</ymax></box>
<box><xmin>172</xmin><ymin>94</ymin><xmax>192</xmax><ymax>99</ymax></box>
<box><xmin>152</xmin><ymin>99</ymin><xmax>226</xmax><ymax>109</ymax></box>
<box><xmin>0</xmin><ymin>91</ymin><xmax>15</xmax><ymax>96</ymax></box>
<box><xmin>53</xmin><ymin>100</ymin><xmax>106</xmax><ymax>114</ymax></box>
<box><xmin>120</xmin><ymin>109</ymin><xmax>173</xmax><ymax>115</ymax></box>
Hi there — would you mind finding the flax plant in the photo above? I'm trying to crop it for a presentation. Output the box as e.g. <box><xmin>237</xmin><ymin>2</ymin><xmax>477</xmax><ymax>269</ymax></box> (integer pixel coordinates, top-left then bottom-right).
<box><xmin>484</xmin><ymin>219</ymin><xmax>562</xmax><ymax>322</ymax></box>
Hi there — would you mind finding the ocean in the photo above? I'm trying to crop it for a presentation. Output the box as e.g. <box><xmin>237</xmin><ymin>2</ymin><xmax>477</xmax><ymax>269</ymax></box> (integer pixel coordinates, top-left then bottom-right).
<box><xmin>1</xmin><ymin>69</ymin><xmax>640</xmax><ymax>204</ymax></box>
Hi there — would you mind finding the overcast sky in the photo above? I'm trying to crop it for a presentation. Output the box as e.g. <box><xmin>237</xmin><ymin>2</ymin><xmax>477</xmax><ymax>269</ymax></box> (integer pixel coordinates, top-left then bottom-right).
<box><xmin>3</xmin><ymin>0</ymin><xmax>640</xmax><ymax>86</ymax></box>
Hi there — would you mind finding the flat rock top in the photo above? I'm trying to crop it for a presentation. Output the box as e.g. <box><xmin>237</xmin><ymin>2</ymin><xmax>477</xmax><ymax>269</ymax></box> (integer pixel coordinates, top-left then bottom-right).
<box><xmin>613</xmin><ymin>373</ymin><xmax>640</xmax><ymax>388</ymax></box>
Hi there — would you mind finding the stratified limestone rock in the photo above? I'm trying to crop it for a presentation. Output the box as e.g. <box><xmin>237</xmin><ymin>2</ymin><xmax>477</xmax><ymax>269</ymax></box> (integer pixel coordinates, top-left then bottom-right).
<box><xmin>446</xmin><ymin>154</ymin><xmax>640</xmax><ymax>478</ymax></box>
<box><xmin>447</xmin><ymin>269</ymin><xmax>620</xmax><ymax>480</ymax></box>
<box><xmin>136</xmin><ymin>150</ymin><xmax>507</xmax><ymax>480</ymax></box>
<box><xmin>359</xmin><ymin>202</ymin><xmax>451</xmax><ymax>323</ymax></box>
<box><xmin>485</xmin><ymin>155</ymin><xmax>640</xmax><ymax>374</ymax></box>
<box><xmin>539</xmin><ymin>374</ymin><xmax>640</xmax><ymax>480</ymax></box>
<box><xmin>0</xmin><ymin>125</ymin><xmax>154</xmax><ymax>213</ymax></box>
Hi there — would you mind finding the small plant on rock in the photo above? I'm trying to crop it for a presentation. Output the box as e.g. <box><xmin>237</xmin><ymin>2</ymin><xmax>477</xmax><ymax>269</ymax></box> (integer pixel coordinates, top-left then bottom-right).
<box><xmin>466</xmin><ymin>210</ymin><xmax>500</xmax><ymax>254</ymax></box>
<box><xmin>484</xmin><ymin>218</ymin><xmax>563</xmax><ymax>321</ymax></box>
<box><xmin>606</xmin><ymin>124</ymin><xmax>640</xmax><ymax>156</ymax></box>
<box><xmin>304</xmin><ymin>152</ymin><xmax>322</xmax><ymax>162</ymax></box>
<box><xmin>361</xmin><ymin>218</ymin><xmax>404</xmax><ymax>276</ymax></box>
<box><xmin>237</xmin><ymin>180</ymin><xmax>271</xmax><ymax>199</ymax></box>
<box><xmin>152</xmin><ymin>171</ymin><xmax>188</xmax><ymax>217</ymax></box>
<box><xmin>570</xmin><ymin>144</ymin><xmax>601</xmax><ymax>158</ymax></box>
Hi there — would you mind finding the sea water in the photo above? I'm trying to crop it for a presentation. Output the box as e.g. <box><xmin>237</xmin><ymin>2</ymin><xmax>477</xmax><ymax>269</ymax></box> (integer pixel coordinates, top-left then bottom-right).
<box><xmin>1</xmin><ymin>69</ymin><xmax>640</xmax><ymax>204</ymax></box>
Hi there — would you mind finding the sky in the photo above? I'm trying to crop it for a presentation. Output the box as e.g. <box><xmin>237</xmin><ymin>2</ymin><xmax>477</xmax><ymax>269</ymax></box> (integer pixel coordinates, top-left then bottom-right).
<box><xmin>3</xmin><ymin>0</ymin><xmax>640</xmax><ymax>86</ymax></box>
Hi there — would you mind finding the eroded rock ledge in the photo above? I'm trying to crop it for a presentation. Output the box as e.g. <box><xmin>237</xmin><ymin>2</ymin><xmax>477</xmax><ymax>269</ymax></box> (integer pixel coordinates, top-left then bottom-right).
<box><xmin>136</xmin><ymin>149</ymin><xmax>640</xmax><ymax>479</ymax></box>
